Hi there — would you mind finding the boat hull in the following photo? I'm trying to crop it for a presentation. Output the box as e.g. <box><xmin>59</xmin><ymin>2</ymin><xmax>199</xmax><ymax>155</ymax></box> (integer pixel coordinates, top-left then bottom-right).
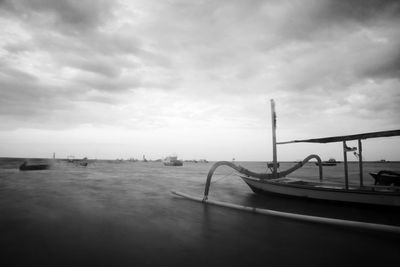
<box><xmin>19</xmin><ymin>164</ymin><xmax>49</xmax><ymax>171</ymax></box>
<box><xmin>163</xmin><ymin>161</ymin><xmax>183</xmax><ymax>166</ymax></box>
<box><xmin>315</xmin><ymin>162</ymin><xmax>337</xmax><ymax>166</ymax></box>
<box><xmin>370</xmin><ymin>172</ymin><xmax>400</xmax><ymax>186</ymax></box>
<box><xmin>241</xmin><ymin>176</ymin><xmax>400</xmax><ymax>207</ymax></box>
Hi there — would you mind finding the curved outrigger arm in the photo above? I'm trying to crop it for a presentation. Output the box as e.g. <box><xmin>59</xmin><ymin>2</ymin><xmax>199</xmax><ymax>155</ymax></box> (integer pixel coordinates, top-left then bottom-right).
<box><xmin>203</xmin><ymin>154</ymin><xmax>323</xmax><ymax>201</ymax></box>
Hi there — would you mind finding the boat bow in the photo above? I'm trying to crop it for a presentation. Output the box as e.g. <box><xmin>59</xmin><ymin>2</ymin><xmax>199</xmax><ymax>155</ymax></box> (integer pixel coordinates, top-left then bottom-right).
<box><xmin>203</xmin><ymin>154</ymin><xmax>322</xmax><ymax>201</ymax></box>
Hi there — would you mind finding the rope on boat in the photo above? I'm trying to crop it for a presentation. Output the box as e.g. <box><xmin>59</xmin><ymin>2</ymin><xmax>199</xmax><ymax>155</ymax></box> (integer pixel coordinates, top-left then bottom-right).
<box><xmin>172</xmin><ymin>191</ymin><xmax>400</xmax><ymax>234</ymax></box>
<box><xmin>209</xmin><ymin>170</ymin><xmax>235</xmax><ymax>184</ymax></box>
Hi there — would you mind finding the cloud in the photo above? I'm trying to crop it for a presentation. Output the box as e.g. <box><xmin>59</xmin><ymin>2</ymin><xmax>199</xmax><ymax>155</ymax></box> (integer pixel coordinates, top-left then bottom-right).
<box><xmin>0</xmin><ymin>64</ymin><xmax>38</xmax><ymax>82</ymax></box>
<box><xmin>0</xmin><ymin>0</ymin><xmax>399</xmax><ymax>135</ymax></box>
<box><xmin>0</xmin><ymin>0</ymin><xmax>114</xmax><ymax>33</ymax></box>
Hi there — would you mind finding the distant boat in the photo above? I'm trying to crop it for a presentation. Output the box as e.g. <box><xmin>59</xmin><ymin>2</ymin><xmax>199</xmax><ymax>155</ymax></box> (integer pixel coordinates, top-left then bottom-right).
<box><xmin>315</xmin><ymin>158</ymin><xmax>338</xmax><ymax>166</ymax></box>
<box><xmin>19</xmin><ymin>161</ymin><xmax>49</xmax><ymax>171</ymax></box>
<box><xmin>184</xmin><ymin>159</ymin><xmax>208</xmax><ymax>163</ymax></box>
<box><xmin>163</xmin><ymin>156</ymin><xmax>183</xmax><ymax>166</ymax></box>
<box><xmin>67</xmin><ymin>156</ymin><xmax>88</xmax><ymax>167</ymax></box>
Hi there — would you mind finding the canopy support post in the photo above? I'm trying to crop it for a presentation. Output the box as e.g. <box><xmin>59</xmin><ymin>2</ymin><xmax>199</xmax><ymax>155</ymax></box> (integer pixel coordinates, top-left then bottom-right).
<box><xmin>343</xmin><ymin>141</ymin><xmax>349</xmax><ymax>190</ymax></box>
<box><xmin>358</xmin><ymin>139</ymin><xmax>363</xmax><ymax>187</ymax></box>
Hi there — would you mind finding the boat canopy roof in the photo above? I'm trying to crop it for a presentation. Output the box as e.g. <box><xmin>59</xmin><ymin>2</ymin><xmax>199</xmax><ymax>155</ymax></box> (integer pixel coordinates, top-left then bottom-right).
<box><xmin>277</xmin><ymin>129</ymin><xmax>400</xmax><ymax>144</ymax></box>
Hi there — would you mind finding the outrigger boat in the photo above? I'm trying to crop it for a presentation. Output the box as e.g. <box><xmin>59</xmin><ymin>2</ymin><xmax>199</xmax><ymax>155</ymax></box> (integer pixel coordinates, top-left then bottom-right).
<box><xmin>173</xmin><ymin>99</ymin><xmax>400</xmax><ymax>233</ymax></box>
<box><xmin>204</xmin><ymin>100</ymin><xmax>400</xmax><ymax>207</ymax></box>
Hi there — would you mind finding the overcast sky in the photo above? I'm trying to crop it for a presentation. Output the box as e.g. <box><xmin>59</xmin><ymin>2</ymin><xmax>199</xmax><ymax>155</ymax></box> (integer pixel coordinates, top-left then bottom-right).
<box><xmin>0</xmin><ymin>0</ymin><xmax>399</xmax><ymax>161</ymax></box>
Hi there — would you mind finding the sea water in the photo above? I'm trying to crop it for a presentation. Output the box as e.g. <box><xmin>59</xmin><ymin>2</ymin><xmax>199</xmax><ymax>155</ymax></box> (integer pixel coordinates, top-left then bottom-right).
<box><xmin>0</xmin><ymin>158</ymin><xmax>399</xmax><ymax>266</ymax></box>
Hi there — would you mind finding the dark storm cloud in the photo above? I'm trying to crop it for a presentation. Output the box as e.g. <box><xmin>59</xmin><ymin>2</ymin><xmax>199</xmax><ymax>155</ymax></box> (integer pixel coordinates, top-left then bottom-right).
<box><xmin>0</xmin><ymin>0</ymin><xmax>113</xmax><ymax>33</ymax></box>
<box><xmin>75</xmin><ymin>72</ymin><xmax>142</xmax><ymax>92</ymax></box>
<box><xmin>323</xmin><ymin>0</ymin><xmax>400</xmax><ymax>22</ymax></box>
<box><xmin>60</xmin><ymin>54</ymin><xmax>124</xmax><ymax>78</ymax></box>
<box><xmin>146</xmin><ymin>0</ymin><xmax>400</xmax><ymax>88</ymax></box>
<box><xmin>3</xmin><ymin>42</ymin><xmax>33</xmax><ymax>54</ymax></box>
<box><xmin>253</xmin><ymin>0</ymin><xmax>400</xmax><ymax>45</ymax></box>
<box><xmin>0</xmin><ymin>0</ymin><xmax>146</xmax><ymax>125</ymax></box>
<box><xmin>0</xmin><ymin>64</ymin><xmax>38</xmax><ymax>82</ymax></box>
<box><xmin>250</xmin><ymin>0</ymin><xmax>400</xmax><ymax>98</ymax></box>
<box><xmin>306</xmin><ymin>0</ymin><xmax>400</xmax><ymax>82</ymax></box>
<box><xmin>360</xmin><ymin>49</ymin><xmax>400</xmax><ymax>80</ymax></box>
<box><xmin>0</xmin><ymin>78</ymin><xmax>69</xmax><ymax>118</ymax></box>
<box><xmin>0</xmin><ymin>66</ymin><xmax>129</xmax><ymax>130</ymax></box>
<box><xmin>0</xmin><ymin>0</ymin><xmax>399</xmax><ymax>131</ymax></box>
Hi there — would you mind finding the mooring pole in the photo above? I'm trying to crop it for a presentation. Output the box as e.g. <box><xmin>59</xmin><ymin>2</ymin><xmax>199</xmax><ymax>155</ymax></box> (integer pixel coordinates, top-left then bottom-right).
<box><xmin>271</xmin><ymin>99</ymin><xmax>278</xmax><ymax>178</ymax></box>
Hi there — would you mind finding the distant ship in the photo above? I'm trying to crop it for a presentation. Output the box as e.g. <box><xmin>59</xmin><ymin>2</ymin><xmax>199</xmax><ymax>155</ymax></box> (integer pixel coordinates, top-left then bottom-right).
<box><xmin>315</xmin><ymin>158</ymin><xmax>338</xmax><ymax>166</ymax></box>
<box><xmin>67</xmin><ymin>156</ymin><xmax>88</xmax><ymax>167</ymax></box>
<box><xmin>19</xmin><ymin>161</ymin><xmax>50</xmax><ymax>171</ymax></box>
<box><xmin>163</xmin><ymin>156</ymin><xmax>183</xmax><ymax>166</ymax></box>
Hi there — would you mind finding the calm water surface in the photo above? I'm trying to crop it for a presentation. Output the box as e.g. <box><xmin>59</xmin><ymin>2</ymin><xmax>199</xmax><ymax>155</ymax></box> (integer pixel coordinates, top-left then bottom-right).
<box><xmin>0</xmin><ymin>158</ymin><xmax>399</xmax><ymax>266</ymax></box>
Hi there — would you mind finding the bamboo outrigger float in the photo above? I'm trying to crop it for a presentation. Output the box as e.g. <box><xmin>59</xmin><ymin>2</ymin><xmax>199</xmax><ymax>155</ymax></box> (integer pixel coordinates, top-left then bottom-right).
<box><xmin>172</xmin><ymin>99</ymin><xmax>400</xmax><ymax>233</ymax></box>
